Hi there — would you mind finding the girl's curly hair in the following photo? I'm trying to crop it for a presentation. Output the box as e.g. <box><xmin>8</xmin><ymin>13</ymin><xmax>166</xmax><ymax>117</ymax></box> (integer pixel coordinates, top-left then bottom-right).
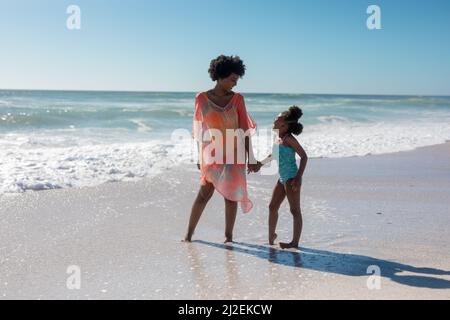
<box><xmin>282</xmin><ymin>106</ymin><xmax>304</xmax><ymax>136</ymax></box>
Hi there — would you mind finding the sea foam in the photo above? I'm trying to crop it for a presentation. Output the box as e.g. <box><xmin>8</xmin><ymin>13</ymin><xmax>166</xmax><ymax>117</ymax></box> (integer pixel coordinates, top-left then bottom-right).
<box><xmin>1</xmin><ymin>90</ymin><xmax>450</xmax><ymax>194</ymax></box>
<box><xmin>1</xmin><ymin>119</ymin><xmax>450</xmax><ymax>194</ymax></box>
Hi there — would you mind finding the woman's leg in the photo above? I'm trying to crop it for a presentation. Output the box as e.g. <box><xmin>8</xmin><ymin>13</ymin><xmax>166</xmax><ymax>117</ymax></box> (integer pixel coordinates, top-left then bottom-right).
<box><xmin>184</xmin><ymin>182</ymin><xmax>215</xmax><ymax>242</ymax></box>
<box><xmin>224</xmin><ymin>198</ymin><xmax>238</xmax><ymax>243</ymax></box>
<box><xmin>280</xmin><ymin>181</ymin><xmax>302</xmax><ymax>249</ymax></box>
<box><xmin>268</xmin><ymin>180</ymin><xmax>286</xmax><ymax>245</ymax></box>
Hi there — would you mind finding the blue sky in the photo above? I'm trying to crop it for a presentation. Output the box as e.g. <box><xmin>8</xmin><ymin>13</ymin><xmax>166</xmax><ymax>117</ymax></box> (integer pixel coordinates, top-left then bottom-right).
<box><xmin>0</xmin><ymin>0</ymin><xmax>449</xmax><ymax>95</ymax></box>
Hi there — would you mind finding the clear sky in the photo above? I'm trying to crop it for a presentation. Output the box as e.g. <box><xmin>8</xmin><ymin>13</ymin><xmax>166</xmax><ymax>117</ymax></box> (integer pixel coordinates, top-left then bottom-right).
<box><xmin>1</xmin><ymin>0</ymin><xmax>449</xmax><ymax>95</ymax></box>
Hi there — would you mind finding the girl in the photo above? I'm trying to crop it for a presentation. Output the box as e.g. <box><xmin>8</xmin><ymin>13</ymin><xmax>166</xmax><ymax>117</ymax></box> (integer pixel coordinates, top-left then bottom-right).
<box><xmin>184</xmin><ymin>55</ymin><xmax>258</xmax><ymax>243</ymax></box>
<box><xmin>251</xmin><ymin>106</ymin><xmax>308</xmax><ymax>249</ymax></box>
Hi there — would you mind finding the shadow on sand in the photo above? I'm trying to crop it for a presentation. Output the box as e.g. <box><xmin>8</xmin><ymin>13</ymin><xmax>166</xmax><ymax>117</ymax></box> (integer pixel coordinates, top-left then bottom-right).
<box><xmin>194</xmin><ymin>240</ymin><xmax>450</xmax><ymax>289</ymax></box>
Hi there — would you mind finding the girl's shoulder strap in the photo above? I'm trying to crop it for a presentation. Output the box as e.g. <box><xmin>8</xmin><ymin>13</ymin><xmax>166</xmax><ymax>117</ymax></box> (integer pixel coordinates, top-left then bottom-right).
<box><xmin>281</xmin><ymin>134</ymin><xmax>296</xmax><ymax>147</ymax></box>
<box><xmin>281</xmin><ymin>134</ymin><xmax>290</xmax><ymax>143</ymax></box>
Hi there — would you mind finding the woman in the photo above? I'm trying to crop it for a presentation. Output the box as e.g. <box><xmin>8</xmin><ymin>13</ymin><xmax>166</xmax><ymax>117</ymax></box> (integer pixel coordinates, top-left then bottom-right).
<box><xmin>184</xmin><ymin>55</ymin><xmax>257</xmax><ymax>243</ymax></box>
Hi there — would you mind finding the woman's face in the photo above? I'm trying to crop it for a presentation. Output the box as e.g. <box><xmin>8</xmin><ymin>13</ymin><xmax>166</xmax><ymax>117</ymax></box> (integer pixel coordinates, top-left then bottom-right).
<box><xmin>218</xmin><ymin>73</ymin><xmax>239</xmax><ymax>91</ymax></box>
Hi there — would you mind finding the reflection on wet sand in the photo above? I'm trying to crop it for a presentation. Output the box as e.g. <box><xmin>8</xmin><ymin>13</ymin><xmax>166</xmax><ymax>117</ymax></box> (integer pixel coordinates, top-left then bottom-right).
<box><xmin>194</xmin><ymin>240</ymin><xmax>450</xmax><ymax>290</ymax></box>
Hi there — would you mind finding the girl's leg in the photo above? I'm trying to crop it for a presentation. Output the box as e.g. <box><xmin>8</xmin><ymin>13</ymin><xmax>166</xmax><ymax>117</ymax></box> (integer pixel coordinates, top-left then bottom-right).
<box><xmin>280</xmin><ymin>181</ymin><xmax>302</xmax><ymax>249</ymax></box>
<box><xmin>268</xmin><ymin>180</ymin><xmax>286</xmax><ymax>245</ymax></box>
<box><xmin>184</xmin><ymin>182</ymin><xmax>215</xmax><ymax>242</ymax></box>
<box><xmin>224</xmin><ymin>198</ymin><xmax>238</xmax><ymax>243</ymax></box>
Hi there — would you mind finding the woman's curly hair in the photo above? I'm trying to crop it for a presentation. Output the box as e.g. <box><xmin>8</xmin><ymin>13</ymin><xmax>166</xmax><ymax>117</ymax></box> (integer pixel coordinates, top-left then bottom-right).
<box><xmin>208</xmin><ymin>55</ymin><xmax>246</xmax><ymax>81</ymax></box>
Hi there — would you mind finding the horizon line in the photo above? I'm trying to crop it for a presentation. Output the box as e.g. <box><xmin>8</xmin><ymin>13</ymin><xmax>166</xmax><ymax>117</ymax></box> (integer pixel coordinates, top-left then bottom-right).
<box><xmin>0</xmin><ymin>88</ymin><xmax>449</xmax><ymax>98</ymax></box>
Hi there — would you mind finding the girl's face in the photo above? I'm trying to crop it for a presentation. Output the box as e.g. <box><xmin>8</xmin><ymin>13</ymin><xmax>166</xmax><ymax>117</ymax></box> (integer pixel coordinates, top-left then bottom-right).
<box><xmin>218</xmin><ymin>73</ymin><xmax>239</xmax><ymax>92</ymax></box>
<box><xmin>272</xmin><ymin>114</ymin><xmax>288</xmax><ymax>135</ymax></box>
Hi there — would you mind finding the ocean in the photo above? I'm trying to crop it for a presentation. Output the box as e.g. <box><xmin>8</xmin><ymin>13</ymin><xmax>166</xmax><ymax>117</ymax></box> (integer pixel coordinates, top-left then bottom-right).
<box><xmin>1</xmin><ymin>90</ymin><xmax>450</xmax><ymax>194</ymax></box>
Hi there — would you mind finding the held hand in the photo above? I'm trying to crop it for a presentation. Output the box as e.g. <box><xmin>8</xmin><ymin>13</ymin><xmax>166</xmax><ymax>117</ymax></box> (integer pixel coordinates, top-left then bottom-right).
<box><xmin>247</xmin><ymin>161</ymin><xmax>262</xmax><ymax>174</ymax></box>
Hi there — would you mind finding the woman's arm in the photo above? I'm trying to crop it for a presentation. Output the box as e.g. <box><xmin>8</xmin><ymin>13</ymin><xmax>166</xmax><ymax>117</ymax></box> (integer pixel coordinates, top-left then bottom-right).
<box><xmin>246</xmin><ymin>136</ymin><xmax>262</xmax><ymax>172</ymax></box>
<box><xmin>238</xmin><ymin>94</ymin><xmax>257</xmax><ymax>168</ymax></box>
<box><xmin>245</xmin><ymin>136</ymin><xmax>257</xmax><ymax>164</ymax></box>
<box><xmin>196</xmin><ymin>141</ymin><xmax>201</xmax><ymax>170</ymax></box>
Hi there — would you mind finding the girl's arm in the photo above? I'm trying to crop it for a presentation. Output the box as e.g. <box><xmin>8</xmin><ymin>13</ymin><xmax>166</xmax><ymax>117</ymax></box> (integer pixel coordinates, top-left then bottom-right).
<box><xmin>247</xmin><ymin>153</ymin><xmax>272</xmax><ymax>173</ymax></box>
<box><xmin>285</xmin><ymin>135</ymin><xmax>308</xmax><ymax>179</ymax></box>
<box><xmin>260</xmin><ymin>154</ymin><xmax>273</xmax><ymax>166</ymax></box>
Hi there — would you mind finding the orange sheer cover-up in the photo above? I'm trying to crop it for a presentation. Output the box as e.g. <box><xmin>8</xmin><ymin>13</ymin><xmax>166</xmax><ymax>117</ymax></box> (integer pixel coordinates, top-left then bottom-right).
<box><xmin>192</xmin><ymin>92</ymin><xmax>257</xmax><ymax>213</ymax></box>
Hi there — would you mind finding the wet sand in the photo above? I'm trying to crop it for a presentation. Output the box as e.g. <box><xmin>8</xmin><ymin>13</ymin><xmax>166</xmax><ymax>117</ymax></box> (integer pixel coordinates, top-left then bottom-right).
<box><xmin>1</xmin><ymin>143</ymin><xmax>450</xmax><ymax>299</ymax></box>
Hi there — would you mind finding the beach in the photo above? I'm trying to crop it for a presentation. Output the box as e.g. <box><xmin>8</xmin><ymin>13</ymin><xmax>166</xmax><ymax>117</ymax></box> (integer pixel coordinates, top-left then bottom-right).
<box><xmin>1</xmin><ymin>142</ymin><xmax>449</xmax><ymax>300</ymax></box>
<box><xmin>2</xmin><ymin>0</ymin><xmax>450</xmax><ymax>303</ymax></box>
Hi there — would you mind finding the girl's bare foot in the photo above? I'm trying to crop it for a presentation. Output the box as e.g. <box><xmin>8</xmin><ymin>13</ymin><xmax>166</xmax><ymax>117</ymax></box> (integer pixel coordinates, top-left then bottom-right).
<box><xmin>280</xmin><ymin>242</ymin><xmax>299</xmax><ymax>249</ymax></box>
<box><xmin>183</xmin><ymin>234</ymin><xmax>193</xmax><ymax>242</ymax></box>
<box><xmin>224</xmin><ymin>237</ymin><xmax>233</xmax><ymax>244</ymax></box>
<box><xmin>269</xmin><ymin>233</ymin><xmax>278</xmax><ymax>245</ymax></box>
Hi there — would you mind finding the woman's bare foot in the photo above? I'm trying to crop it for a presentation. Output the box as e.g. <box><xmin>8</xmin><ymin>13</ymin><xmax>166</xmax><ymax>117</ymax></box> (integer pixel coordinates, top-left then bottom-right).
<box><xmin>269</xmin><ymin>233</ymin><xmax>278</xmax><ymax>245</ymax></box>
<box><xmin>279</xmin><ymin>242</ymin><xmax>299</xmax><ymax>249</ymax></box>
<box><xmin>183</xmin><ymin>233</ymin><xmax>193</xmax><ymax>242</ymax></box>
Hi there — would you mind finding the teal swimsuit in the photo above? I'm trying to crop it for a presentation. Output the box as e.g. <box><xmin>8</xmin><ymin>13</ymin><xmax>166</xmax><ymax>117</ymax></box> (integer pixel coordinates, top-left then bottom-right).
<box><xmin>273</xmin><ymin>139</ymin><xmax>298</xmax><ymax>185</ymax></box>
